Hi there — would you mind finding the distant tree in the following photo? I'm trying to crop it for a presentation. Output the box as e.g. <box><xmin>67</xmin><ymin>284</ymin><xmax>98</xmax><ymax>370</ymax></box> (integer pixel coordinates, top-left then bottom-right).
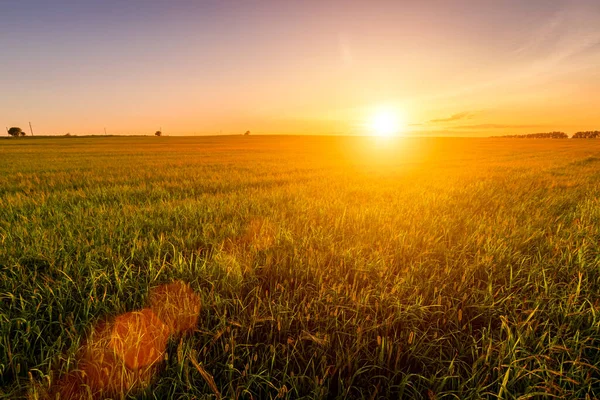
<box><xmin>244</xmin><ymin>130</ymin><xmax>251</xmax><ymax>136</ymax></box>
<box><xmin>155</xmin><ymin>130</ymin><xmax>162</xmax><ymax>137</ymax></box>
<box><xmin>7</xmin><ymin>127</ymin><xmax>24</xmax><ymax>137</ymax></box>
<box><xmin>572</xmin><ymin>131</ymin><xmax>600</xmax><ymax>139</ymax></box>
<box><xmin>492</xmin><ymin>131</ymin><xmax>568</xmax><ymax>139</ymax></box>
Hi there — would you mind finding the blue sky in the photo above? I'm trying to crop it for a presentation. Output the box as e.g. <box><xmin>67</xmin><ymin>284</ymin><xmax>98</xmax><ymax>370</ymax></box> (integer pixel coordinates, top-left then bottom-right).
<box><xmin>2</xmin><ymin>0</ymin><xmax>600</xmax><ymax>136</ymax></box>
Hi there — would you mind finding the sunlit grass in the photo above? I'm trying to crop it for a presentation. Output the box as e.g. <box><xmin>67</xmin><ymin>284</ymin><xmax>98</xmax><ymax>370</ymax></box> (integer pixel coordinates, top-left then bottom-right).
<box><xmin>1</xmin><ymin>136</ymin><xmax>600</xmax><ymax>398</ymax></box>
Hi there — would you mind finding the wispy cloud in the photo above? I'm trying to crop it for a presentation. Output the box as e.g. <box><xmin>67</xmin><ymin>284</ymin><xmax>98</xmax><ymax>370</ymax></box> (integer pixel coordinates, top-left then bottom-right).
<box><xmin>454</xmin><ymin>123</ymin><xmax>546</xmax><ymax>130</ymax></box>
<box><xmin>429</xmin><ymin>111</ymin><xmax>474</xmax><ymax>123</ymax></box>
<box><xmin>416</xmin><ymin>3</ymin><xmax>600</xmax><ymax>104</ymax></box>
<box><xmin>513</xmin><ymin>5</ymin><xmax>600</xmax><ymax>75</ymax></box>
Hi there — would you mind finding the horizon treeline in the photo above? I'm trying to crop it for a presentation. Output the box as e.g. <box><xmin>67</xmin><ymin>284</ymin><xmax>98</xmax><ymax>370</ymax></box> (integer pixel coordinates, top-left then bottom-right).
<box><xmin>572</xmin><ymin>131</ymin><xmax>600</xmax><ymax>138</ymax></box>
<box><xmin>492</xmin><ymin>131</ymin><xmax>569</xmax><ymax>139</ymax></box>
<box><xmin>4</xmin><ymin>129</ymin><xmax>600</xmax><ymax>139</ymax></box>
<box><xmin>493</xmin><ymin>131</ymin><xmax>600</xmax><ymax>139</ymax></box>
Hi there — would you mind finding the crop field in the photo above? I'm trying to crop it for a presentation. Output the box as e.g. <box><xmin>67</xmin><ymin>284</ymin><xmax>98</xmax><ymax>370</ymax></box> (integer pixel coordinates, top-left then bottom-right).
<box><xmin>1</xmin><ymin>136</ymin><xmax>600</xmax><ymax>399</ymax></box>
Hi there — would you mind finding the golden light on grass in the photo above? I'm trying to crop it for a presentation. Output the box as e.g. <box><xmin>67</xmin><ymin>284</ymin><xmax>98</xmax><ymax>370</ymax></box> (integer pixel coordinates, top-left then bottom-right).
<box><xmin>80</xmin><ymin>319</ymin><xmax>158</xmax><ymax>393</ymax></box>
<box><xmin>243</xmin><ymin>218</ymin><xmax>277</xmax><ymax>251</ymax></box>
<box><xmin>148</xmin><ymin>280</ymin><xmax>202</xmax><ymax>335</ymax></box>
<box><xmin>42</xmin><ymin>317</ymin><xmax>161</xmax><ymax>399</ymax></box>
<box><xmin>109</xmin><ymin>309</ymin><xmax>170</xmax><ymax>370</ymax></box>
<box><xmin>37</xmin><ymin>281</ymin><xmax>202</xmax><ymax>399</ymax></box>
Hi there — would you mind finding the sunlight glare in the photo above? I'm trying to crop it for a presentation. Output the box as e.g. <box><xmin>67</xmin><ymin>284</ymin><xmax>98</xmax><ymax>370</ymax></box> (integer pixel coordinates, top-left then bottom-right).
<box><xmin>368</xmin><ymin>107</ymin><xmax>405</xmax><ymax>137</ymax></box>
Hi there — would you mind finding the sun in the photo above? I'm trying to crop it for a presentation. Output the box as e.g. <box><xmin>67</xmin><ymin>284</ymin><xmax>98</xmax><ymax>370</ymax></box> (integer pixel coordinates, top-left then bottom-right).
<box><xmin>368</xmin><ymin>108</ymin><xmax>405</xmax><ymax>137</ymax></box>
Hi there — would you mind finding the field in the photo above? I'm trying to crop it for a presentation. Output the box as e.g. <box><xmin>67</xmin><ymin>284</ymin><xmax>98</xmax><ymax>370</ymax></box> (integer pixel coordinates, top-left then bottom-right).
<box><xmin>1</xmin><ymin>136</ymin><xmax>600</xmax><ymax>399</ymax></box>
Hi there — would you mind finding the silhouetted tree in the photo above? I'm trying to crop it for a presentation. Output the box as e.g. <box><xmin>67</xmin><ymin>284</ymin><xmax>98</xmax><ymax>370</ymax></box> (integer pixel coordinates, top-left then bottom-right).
<box><xmin>492</xmin><ymin>131</ymin><xmax>568</xmax><ymax>139</ymax></box>
<box><xmin>7</xmin><ymin>127</ymin><xmax>24</xmax><ymax>137</ymax></box>
<box><xmin>572</xmin><ymin>131</ymin><xmax>600</xmax><ymax>139</ymax></box>
<box><xmin>244</xmin><ymin>130</ymin><xmax>251</xmax><ymax>136</ymax></box>
<box><xmin>155</xmin><ymin>130</ymin><xmax>162</xmax><ymax>137</ymax></box>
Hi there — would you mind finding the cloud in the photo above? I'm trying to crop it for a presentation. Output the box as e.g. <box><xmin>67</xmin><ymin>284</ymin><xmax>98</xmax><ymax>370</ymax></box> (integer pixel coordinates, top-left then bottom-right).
<box><xmin>513</xmin><ymin>5</ymin><xmax>600</xmax><ymax>67</ymax></box>
<box><xmin>454</xmin><ymin>123</ymin><xmax>546</xmax><ymax>130</ymax></box>
<box><xmin>429</xmin><ymin>111</ymin><xmax>474</xmax><ymax>123</ymax></box>
<box><xmin>415</xmin><ymin>4</ymin><xmax>600</xmax><ymax>105</ymax></box>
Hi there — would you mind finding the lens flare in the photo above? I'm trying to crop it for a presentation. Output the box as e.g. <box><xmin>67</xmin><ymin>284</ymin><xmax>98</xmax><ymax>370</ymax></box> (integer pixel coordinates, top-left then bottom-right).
<box><xmin>39</xmin><ymin>280</ymin><xmax>202</xmax><ymax>399</ymax></box>
<box><xmin>149</xmin><ymin>281</ymin><xmax>201</xmax><ymax>335</ymax></box>
<box><xmin>110</xmin><ymin>309</ymin><xmax>169</xmax><ymax>370</ymax></box>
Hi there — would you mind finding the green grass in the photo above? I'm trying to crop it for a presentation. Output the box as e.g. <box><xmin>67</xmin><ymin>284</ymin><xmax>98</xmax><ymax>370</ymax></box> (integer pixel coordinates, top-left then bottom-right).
<box><xmin>1</xmin><ymin>136</ymin><xmax>600</xmax><ymax>399</ymax></box>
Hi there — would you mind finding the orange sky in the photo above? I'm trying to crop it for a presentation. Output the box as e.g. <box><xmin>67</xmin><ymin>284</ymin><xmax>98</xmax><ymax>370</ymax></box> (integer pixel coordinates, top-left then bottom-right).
<box><xmin>2</xmin><ymin>1</ymin><xmax>600</xmax><ymax>136</ymax></box>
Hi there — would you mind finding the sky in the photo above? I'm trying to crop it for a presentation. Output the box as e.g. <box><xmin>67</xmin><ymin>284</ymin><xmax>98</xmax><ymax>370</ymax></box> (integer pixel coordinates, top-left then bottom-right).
<box><xmin>1</xmin><ymin>0</ymin><xmax>600</xmax><ymax>136</ymax></box>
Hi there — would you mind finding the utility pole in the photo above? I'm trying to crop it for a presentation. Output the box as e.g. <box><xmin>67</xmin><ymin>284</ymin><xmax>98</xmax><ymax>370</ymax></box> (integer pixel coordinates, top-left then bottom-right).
<box><xmin>104</xmin><ymin>128</ymin><xmax>107</xmax><ymax>136</ymax></box>
<box><xmin>29</xmin><ymin>122</ymin><xmax>34</xmax><ymax>136</ymax></box>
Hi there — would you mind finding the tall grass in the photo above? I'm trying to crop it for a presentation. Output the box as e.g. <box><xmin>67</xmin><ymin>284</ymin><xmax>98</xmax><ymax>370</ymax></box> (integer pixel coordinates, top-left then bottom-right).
<box><xmin>1</xmin><ymin>136</ymin><xmax>599</xmax><ymax>399</ymax></box>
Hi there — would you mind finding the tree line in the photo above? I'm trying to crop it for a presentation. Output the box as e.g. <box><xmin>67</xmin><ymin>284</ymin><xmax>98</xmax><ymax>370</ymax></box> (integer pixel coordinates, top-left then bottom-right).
<box><xmin>572</xmin><ymin>131</ymin><xmax>600</xmax><ymax>139</ymax></box>
<box><xmin>493</xmin><ymin>131</ymin><xmax>600</xmax><ymax>139</ymax></box>
<box><xmin>4</xmin><ymin>126</ymin><xmax>600</xmax><ymax>138</ymax></box>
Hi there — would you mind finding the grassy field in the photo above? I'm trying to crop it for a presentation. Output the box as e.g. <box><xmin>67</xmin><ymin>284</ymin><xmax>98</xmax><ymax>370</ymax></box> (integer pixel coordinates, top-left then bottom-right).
<box><xmin>1</xmin><ymin>136</ymin><xmax>600</xmax><ymax>399</ymax></box>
